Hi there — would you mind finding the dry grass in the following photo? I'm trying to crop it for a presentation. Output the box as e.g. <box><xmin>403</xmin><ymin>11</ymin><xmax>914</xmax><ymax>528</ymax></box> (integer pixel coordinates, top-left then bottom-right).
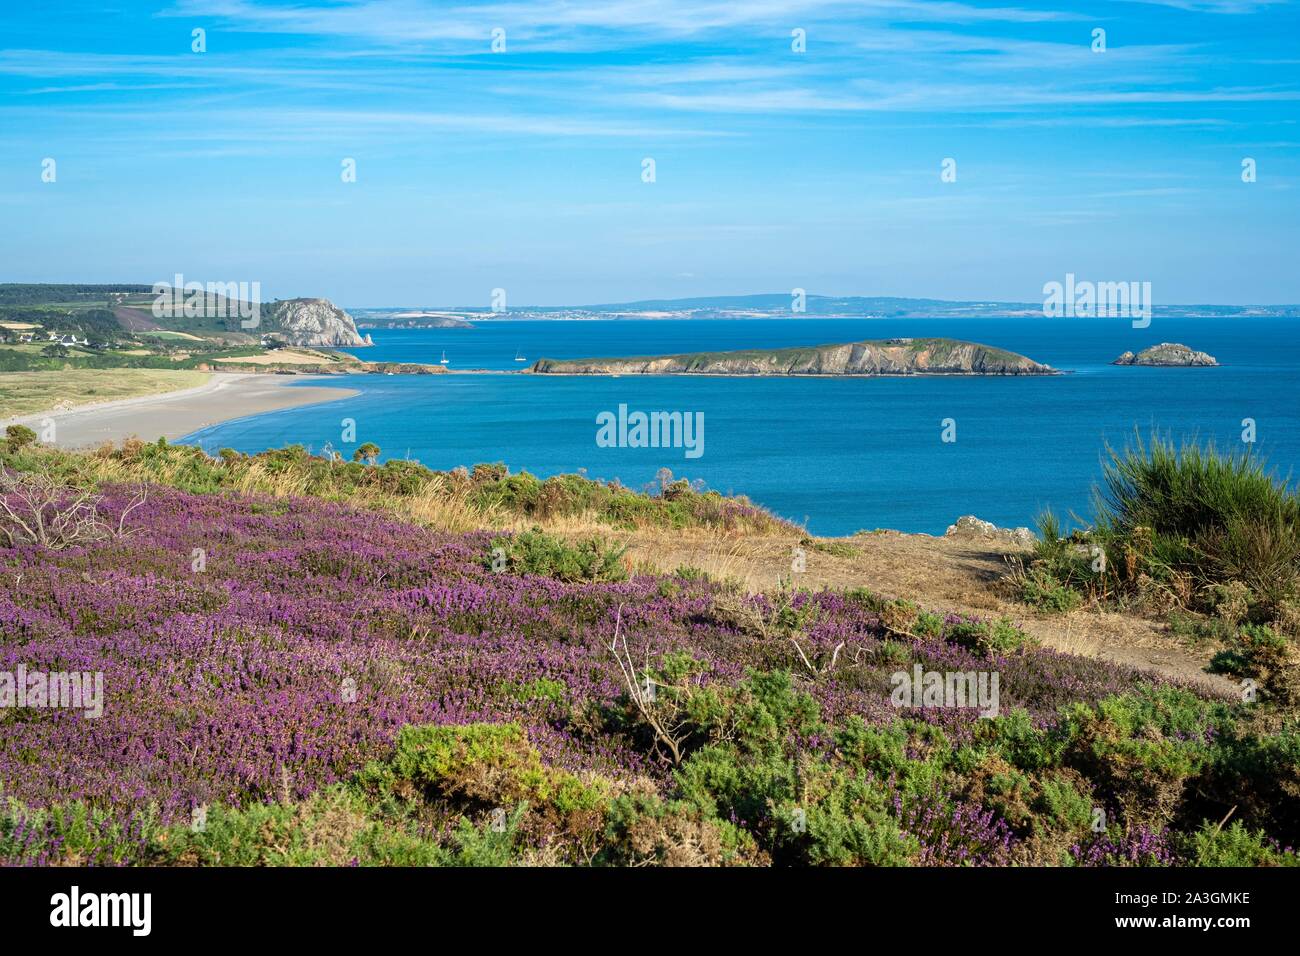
<box><xmin>625</xmin><ymin>533</ymin><xmax>779</xmax><ymax>590</ymax></box>
<box><xmin>214</xmin><ymin>349</ymin><xmax>339</xmax><ymax>366</ymax></box>
<box><xmin>0</xmin><ymin>369</ymin><xmax>210</xmax><ymax>419</ymax></box>
<box><xmin>69</xmin><ymin>452</ymin><xmax>590</xmax><ymax>537</ymax></box>
<box><xmin>621</xmin><ymin>526</ymin><xmax>1237</xmax><ymax>693</ymax></box>
<box><xmin>68</xmin><ymin>445</ymin><xmax>799</xmax><ymax>551</ymax></box>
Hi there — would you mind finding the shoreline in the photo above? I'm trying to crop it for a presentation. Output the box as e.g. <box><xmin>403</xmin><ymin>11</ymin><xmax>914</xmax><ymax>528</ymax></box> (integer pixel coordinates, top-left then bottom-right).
<box><xmin>2</xmin><ymin>373</ymin><xmax>359</xmax><ymax>449</ymax></box>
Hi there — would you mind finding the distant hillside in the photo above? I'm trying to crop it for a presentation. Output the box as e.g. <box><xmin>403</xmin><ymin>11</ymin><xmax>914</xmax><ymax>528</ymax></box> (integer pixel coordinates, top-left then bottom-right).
<box><xmin>532</xmin><ymin>337</ymin><xmax>1056</xmax><ymax>376</ymax></box>
<box><xmin>0</xmin><ymin>285</ymin><xmax>371</xmax><ymax>348</ymax></box>
<box><xmin>108</xmin><ymin>296</ymin><xmax>370</xmax><ymax>347</ymax></box>
<box><xmin>0</xmin><ymin>284</ymin><xmax>152</xmax><ymax>307</ymax></box>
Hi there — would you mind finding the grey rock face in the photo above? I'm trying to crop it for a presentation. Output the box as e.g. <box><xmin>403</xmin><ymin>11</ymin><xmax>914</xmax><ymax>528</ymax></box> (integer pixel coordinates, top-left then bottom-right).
<box><xmin>265</xmin><ymin>298</ymin><xmax>369</xmax><ymax>347</ymax></box>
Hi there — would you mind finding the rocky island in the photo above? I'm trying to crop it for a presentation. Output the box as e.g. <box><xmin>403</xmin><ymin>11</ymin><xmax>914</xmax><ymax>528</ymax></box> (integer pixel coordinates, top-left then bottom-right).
<box><xmin>531</xmin><ymin>337</ymin><xmax>1056</xmax><ymax>376</ymax></box>
<box><xmin>1113</xmin><ymin>343</ymin><xmax>1218</xmax><ymax>367</ymax></box>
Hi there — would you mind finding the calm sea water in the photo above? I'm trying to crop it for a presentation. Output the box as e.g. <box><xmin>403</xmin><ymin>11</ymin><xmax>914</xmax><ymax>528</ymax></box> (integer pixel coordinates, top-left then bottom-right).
<box><xmin>180</xmin><ymin>318</ymin><xmax>1300</xmax><ymax>535</ymax></box>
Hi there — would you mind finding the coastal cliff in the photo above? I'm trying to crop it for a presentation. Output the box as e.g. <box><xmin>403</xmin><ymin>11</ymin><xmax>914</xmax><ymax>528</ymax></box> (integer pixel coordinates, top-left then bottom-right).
<box><xmin>1113</xmin><ymin>343</ymin><xmax>1218</xmax><ymax>367</ymax></box>
<box><xmin>263</xmin><ymin>298</ymin><xmax>371</xmax><ymax>347</ymax></box>
<box><xmin>532</xmin><ymin>338</ymin><xmax>1055</xmax><ymax>376</ymax></box>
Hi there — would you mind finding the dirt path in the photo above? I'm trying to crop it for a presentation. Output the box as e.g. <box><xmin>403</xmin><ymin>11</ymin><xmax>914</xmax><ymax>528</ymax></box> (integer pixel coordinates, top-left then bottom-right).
<box><xmin>624</xmin><ymin>527</ymin><xmax>1236</xmax><ymax>695</ymax></box>
<box><xmin>112</xmin><ymin>306</ymin><xmax>164</xmax><ymax>332</ymax></box>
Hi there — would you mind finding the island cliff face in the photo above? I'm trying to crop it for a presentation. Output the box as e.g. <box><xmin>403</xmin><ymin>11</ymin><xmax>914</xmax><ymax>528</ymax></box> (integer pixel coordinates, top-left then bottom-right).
<box><xmin>1113</xmin><ymin>343</ymin><xmax>1218</xmax><ymax>367</ymax></box>
<box><xmin>263</xmin><ymin>298</ymin><xmax>370</xmax><ymax>347</ymax></box>
<box><xmin>531</xmin><ymin>338</ymin><xmax>1055</xmax><ymax>376</ymax></box>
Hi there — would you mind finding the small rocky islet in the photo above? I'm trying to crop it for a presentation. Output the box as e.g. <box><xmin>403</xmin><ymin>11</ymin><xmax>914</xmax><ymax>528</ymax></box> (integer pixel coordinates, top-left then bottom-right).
<box><xmin>1113</xmin><ymin>342</ymin><xmax>1219</xmax><ymax>367</ymax></box>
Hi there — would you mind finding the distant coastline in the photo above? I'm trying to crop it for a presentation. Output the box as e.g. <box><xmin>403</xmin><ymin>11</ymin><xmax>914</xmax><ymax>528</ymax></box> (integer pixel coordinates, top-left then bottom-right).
<box><xmin>346</xmin><ymin>293</ymin><xmax>1300</xmax><ymax>328</ymax></box>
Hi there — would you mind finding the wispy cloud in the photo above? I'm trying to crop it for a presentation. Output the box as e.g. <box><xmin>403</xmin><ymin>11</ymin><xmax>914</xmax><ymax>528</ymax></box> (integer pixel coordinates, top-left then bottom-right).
<box><xmin>160</xmin><ymin>0</ymin><xmax>1086</xmax><ymax>50</ymax></box>
<box><xmin>1122</xmin><ymin>0</ymin><xmax>1286</xmax><ymax>13</ymax></box>
<box><xmin>2</xmin><ymin>0</ymin><xmax>1297</xmax><ymax>302</ymax></box>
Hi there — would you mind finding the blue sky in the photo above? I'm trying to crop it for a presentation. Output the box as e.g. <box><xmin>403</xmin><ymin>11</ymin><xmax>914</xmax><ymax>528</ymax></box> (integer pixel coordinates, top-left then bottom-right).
<box><xmin>1</xmin><ymin>0</ymin><xmax>1297</xmax><ymax>306</ymax></box>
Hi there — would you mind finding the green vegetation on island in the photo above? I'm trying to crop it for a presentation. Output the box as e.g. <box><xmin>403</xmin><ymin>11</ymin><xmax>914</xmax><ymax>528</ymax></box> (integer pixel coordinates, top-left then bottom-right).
<box><xmin>532</xmin><ymin>337</ymin><xmax>1056</xmax><ymax>376</ymax></box>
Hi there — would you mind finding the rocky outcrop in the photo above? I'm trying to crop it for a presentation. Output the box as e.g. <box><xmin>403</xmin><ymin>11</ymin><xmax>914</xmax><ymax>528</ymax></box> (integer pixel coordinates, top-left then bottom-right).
<box><xmin>1113</xmin><ymin>343</ymin><xmax>1218</xmax><ymax>367</ymax></box>
<box><xmin>945</xmin><ymin>515</ymin><xmax>1036</xmax><ymax>548</ymax></box>
<box><xmin>263</xmin><ymin>298</ymin><xmax>369</xmax><ymax>347</ymax></box>
<box><xmin>532</xmin><ymin>338</ymin><xmax>1055</xmax><ymax>376</ymax></box>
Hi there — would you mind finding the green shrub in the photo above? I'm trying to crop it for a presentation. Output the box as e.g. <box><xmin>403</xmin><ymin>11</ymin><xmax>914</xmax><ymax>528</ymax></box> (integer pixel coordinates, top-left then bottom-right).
<box><xmin>913</xmin><ymin>611</ymin><xmax>945</xmax><ymax>638</ymax></box>
<box><xmin>382</xmin><ymin>723</ymin><xmax>551</xmax><ymax>804</ymax></box>
<box><xmin>1033</xmin><ymin>774</ymin><xmax>1095</xmax><ymax>832</ymax></box>
<box><xmin>601</xmin><ymin>791</ymin><xmax>763</xmax><ymax>866</ymax></box>
<box><xmin>486</xmin><ymin>528</ymin><xmax>628</xmax><ymax>582</ymax></box>
<box><xmin>1022</xmin><ymin>438</ymin><xmax>1300</xmax><ymax>626</ymax></box>
<box><xmin>1168</xmin><ymin>611</ymin><xmax>1239</xmax><ymax>646</ymax></box>
<box><xmin>802</xmin><ymin>537</ymin><xmax>860</xmax><ymax>558</ymax></box>
<box><xmin>1093</xmin><ymin>434</ymin><xmax>1300</xmax><ymax>612</ymax></box>
<box><xmin>1203</xmin><ymin>624</ymin><xmax>1299</xmax><ymax>705</ymax></box>
<box><xmin>861</xmin><ymin>639</ymin><xmax>910</xmax><ymax>667</ymax></box>
<box><xmin>498</xmin><ymin>678</ymin><xmax>568</xmax><ymax>707</ymax></box>
<box><xmin>1019</xmin><ymin>566</ymin><xmax>1084</xmax><ymax>613</ymax></box>
<box><xmin>151</xmin><ymin>788</ymin><xmax>444</xmax><ymax>866</ymax></box>
<box><xmin>1055</xmin><ymin>688</ymin><xmax>1224</xmax><ymax>825</ymax></box>
<box><xmin>352</xmin><ymin>442</ymin><xmax>381</xmax><ymax>465</ymax></box>
<box><xmin>446</xmin><ymin>806</ymin><xmax>526</xmax><ymax>867</ymax></box>
<box><xmin>796</xmin><ymin>774</ymin><xmax>919</xmax><ymax>866</ymax></box>
<box><xmin>3</xmin><ymin>424</ymin><xmax>37</xmax><ymax>452</ymax></box>
<box><xmin>1187</xmin><ymin>821</ymin><xmax>1298</xmax><ymax>867</ymax></box>
<box><xmin>946</xmin><ymin>617</ymin><xmax>1034</xmax><ymax>656</ymax></box>
<box><xmin>844</xmin><ymin>587</ymin><xmax>884</xmax><ymax>612</ymax></box>
<box><xmin>980</xmin><ymin>708</ymin><xmax>1058</xmax><ymax>772</ymax></box>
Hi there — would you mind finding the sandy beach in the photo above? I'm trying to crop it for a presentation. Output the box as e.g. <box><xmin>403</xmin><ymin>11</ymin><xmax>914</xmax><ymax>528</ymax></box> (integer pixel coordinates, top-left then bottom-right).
<box><xmin>2</xmin><ymin>373</ymin><xmax>359</xmax><ymax>449</ymax></box>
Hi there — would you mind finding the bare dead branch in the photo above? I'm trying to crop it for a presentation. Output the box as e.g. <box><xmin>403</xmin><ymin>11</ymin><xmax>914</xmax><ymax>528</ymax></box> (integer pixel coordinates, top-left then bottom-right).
<box><xmin>0</xmin><ymin>471</ymin><xmax>147</xmax><ymax>551</ymax></box>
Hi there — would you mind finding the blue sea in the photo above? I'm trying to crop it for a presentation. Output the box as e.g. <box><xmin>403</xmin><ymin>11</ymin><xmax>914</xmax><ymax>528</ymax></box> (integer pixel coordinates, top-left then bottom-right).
<box><xmin>180</xmin><ymin>318</ymin><xmax>1300</xmax><ymax>536</ymax></box>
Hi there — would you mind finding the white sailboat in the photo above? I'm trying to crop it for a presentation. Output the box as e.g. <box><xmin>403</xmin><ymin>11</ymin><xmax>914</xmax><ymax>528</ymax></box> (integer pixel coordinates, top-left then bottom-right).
<box><xmin>514</xmin><ymin>348</ymin><xmax>527</xmax><ymax>362</ymax></box>
<box><xmin>440</xmin><ymin>350</ymin><xmax>449</xmax><ymax>365</ymax></box>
